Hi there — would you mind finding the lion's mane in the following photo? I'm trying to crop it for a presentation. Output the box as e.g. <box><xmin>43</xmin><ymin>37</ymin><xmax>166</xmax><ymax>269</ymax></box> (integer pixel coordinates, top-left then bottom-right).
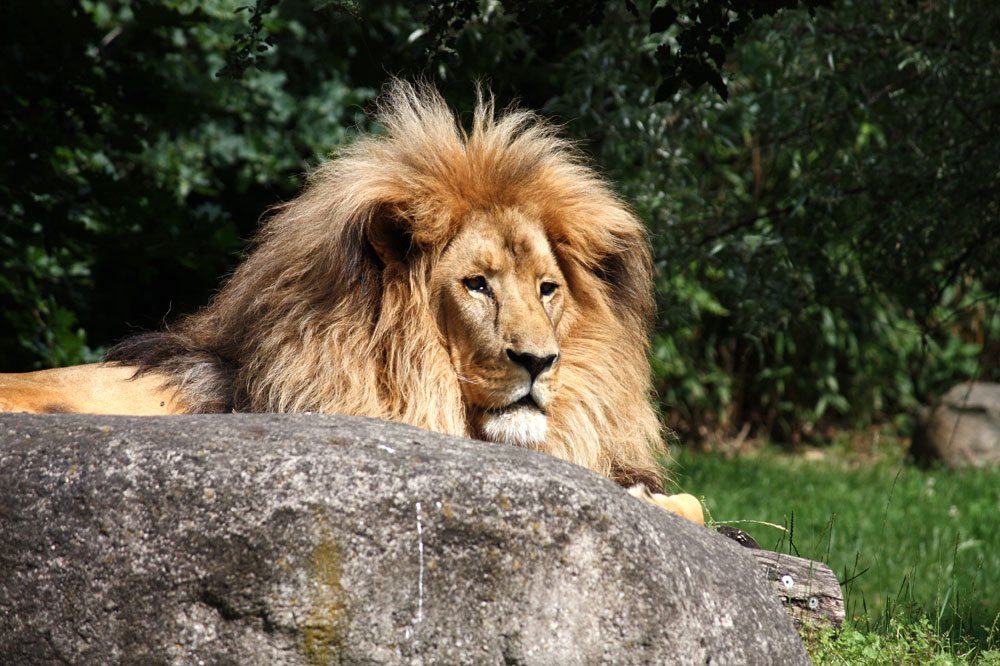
<box><xmin>109</xmin><ymin>81</ymin><xmax>667</xmax><ymax>491</ymax></box>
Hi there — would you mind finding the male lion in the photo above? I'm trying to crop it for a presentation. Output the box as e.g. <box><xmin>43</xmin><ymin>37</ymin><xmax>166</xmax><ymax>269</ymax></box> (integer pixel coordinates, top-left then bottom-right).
<box><xmin>0</xmin><ymin>81</ymin><xmax>703</xmax><ymax>524</ymax></box>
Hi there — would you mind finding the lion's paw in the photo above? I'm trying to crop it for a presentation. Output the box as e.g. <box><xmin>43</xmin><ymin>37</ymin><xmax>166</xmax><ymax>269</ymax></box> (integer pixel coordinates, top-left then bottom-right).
<box><xmin>628</xmin><ymin>485</ymin><xmax>705</xmax><ymax>525</ymax></box>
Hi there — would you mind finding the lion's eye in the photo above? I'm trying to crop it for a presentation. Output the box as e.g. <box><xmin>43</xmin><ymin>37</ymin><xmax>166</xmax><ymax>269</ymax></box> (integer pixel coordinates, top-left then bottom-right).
<box><xmin>539</xmin><ymin>281</ymin><xmax>558</xmax><ymax>298</ymax></box>
<box><xmin>463</xmin><ymin>276</ymin><xmax>491</xmax><ymax>295</ymax></box>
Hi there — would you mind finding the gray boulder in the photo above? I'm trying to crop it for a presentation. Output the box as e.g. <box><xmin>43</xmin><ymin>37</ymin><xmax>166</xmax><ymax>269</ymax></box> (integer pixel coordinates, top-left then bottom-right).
<box><xmin>0</xmin><ymin>413</ymin><xmax>809</xmax><ymax>665</ymax></box>
<box><xmin>913</xmin><ymin>382</ymin><xmax>1000</xmax><ymax>467</ymax></box>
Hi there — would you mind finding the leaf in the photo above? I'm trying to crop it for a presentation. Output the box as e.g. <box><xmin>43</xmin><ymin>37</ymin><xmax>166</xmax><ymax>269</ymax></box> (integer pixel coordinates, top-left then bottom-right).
<box><xmin>650</xmin><ymin>5</ymin><xmax>678</xmax><ymax>33</ymax></box>
<box><xmin>707</xmin><ymin>43</ymin><xmax>726</xmax><ymax>67</ymax></box>
<box><xmin>705</xmin><ymin>67</ymin><xmax>728</xmax><ymax>101</ymax></box>
<box><xmin>655</xmin><ymin>77</ymin><xmax>681</xmax><ymax>102</ymax></box>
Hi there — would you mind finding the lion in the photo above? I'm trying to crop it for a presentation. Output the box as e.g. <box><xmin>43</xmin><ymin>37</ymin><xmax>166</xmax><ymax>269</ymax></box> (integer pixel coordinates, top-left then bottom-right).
<box><xmin>0</xmin><ymin>81</ymin><xmax>703</xmax><ymax>524</ymax></box>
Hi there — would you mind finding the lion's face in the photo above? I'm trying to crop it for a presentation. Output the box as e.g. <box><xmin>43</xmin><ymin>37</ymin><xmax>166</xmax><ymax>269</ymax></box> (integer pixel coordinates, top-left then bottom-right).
<box><xmin>432</xmin><ymin>207</ymin><xmax>570</xmax><ymax>448</ymax></box>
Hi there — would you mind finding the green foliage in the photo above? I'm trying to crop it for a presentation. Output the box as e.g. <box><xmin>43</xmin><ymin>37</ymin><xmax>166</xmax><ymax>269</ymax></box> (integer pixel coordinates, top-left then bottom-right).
<box><xmin>810</xmin><ymin>617</ymin><xmax>1000</xmax><ymax>666</ymax></box>
<box><xmin>225</xmin><ymin>0</ymin><xmax>835</xmax><ymax>99</ymax></box>
<box><xmin>649</xmin><ymin>0</ymin><xmax>833</xmax><ymax>101</ymax></box>
<box><xmin>216</xmin><ymin>0</ymin><xmax>280</xmax><ymax>78</ymax></box>
<box><xmin>0</xmin><ymin>0</ymin><xmax>377</xmax><ymax>370</ymax></box>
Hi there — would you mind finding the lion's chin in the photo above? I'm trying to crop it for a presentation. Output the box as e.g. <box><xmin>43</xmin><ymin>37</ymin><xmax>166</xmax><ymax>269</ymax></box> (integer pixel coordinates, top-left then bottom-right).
<box><xmin>479</xmin><ymin>405</ymin><xmax>548</xmax><ymax>448</ymax></box>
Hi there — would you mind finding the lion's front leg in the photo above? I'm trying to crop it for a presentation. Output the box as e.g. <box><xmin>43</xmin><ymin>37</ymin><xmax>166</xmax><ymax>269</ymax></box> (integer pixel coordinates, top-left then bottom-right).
<box><xmin>628</xmin><ymin>484</ymin><xmax>705</xmax><ymax>525</ymax></box>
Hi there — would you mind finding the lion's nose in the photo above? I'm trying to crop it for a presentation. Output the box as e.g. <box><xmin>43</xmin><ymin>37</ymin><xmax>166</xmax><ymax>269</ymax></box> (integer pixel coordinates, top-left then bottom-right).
<box><xmin>506</xmin><ymin>350</ymin><xmax>558</xmax><ymax>380</ymax></box>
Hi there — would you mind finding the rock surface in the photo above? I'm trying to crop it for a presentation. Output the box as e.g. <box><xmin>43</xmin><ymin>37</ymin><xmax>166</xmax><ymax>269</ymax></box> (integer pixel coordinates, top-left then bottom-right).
<box><xmin>912</xmin><ymin>382</ymin><xmax>1000</xmax><ymax>467</ymax></box>
<box><xmin>0</xmin><ymin>413</ymin><xmax>809</xmax><ymax>665</ymax></box>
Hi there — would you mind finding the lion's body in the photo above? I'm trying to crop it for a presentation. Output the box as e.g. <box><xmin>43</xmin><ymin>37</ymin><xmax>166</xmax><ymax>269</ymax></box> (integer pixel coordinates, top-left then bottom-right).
<box><xmin>0</xmin><ymin>364</ymin><xmax>183</xmax><ymax>415</ymax></box>
<box><xmin>0</xmin><ymin>82</ymin><xmax>703</xmax><ymax>523</ymax></box>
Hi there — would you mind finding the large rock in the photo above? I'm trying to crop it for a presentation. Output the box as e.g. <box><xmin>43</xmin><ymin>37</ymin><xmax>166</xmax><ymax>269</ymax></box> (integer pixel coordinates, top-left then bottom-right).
<box><xmin>0</xmin><ymin>413</ymin><xmax>809</xmax><ymax>665</ymax></box>
<box><xmin>913</xmin><ymin>382</ymin><xmax>1000</xmax><ymax>467</ymax></box>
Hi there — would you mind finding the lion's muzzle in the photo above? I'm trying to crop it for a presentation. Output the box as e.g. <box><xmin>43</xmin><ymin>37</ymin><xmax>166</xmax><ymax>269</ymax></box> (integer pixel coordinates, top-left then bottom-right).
<box><xmin>505</xmin><ymin>349</ymin><xmax>558</xmax><ymax>381</ymax></box>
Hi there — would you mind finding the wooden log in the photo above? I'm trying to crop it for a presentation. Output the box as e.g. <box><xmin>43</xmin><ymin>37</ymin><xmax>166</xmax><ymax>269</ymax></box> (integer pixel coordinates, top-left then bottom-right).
<box><xmin>750</xmin><ymin>549</ymin><xmax>845</xmax><ymax>631</ymax></box>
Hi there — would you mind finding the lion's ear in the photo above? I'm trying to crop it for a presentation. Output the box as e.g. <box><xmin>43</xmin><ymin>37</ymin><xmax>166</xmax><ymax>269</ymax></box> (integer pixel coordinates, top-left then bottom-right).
<box><xmin>594</xmin><ymin>231</ymin><xmax>654</xmax><ymax>327</ymax></box>
<box><xmin>366</xmin><ymin>205</ymin><xmax>415</xmax><ymax>266</ymax></box>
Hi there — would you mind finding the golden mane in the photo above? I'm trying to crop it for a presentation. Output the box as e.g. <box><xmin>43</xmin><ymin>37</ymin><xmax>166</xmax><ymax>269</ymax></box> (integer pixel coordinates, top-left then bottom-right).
<box><xmin>108</xmin><ymin>81</ymin><xmax>666</xmax><ymax>491</ymax></box>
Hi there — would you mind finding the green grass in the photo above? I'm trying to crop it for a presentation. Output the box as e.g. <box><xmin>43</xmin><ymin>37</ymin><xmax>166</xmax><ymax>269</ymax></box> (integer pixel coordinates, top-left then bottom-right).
<box><xmin>668</xmin><ymin>435</ymin><xmax>1000</xmax><ymax>664</ymax></box>
<box><xmin>809</xmin><ymin>617</ymin><xmax>1000</xmax><ymax>665</ymax></box>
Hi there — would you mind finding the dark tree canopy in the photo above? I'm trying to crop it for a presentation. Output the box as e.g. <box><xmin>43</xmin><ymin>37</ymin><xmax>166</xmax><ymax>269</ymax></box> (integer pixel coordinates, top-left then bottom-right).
<box><xmin>220</xmin><ymin>0</ymin><xmax>833</xmax><ymax>101</ymax></box>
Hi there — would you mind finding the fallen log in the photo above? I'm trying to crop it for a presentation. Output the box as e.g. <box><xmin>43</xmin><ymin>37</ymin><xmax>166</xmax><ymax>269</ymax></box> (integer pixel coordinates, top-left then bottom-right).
<box><xmin>715</xmin><ymin>526</ymin><xmax>845</xmax><ymax>630</ymax></box>
<box><xmin>750</xmin><ymin>549</ymin><xmax>845</xmax><ymax>631</ymax></box>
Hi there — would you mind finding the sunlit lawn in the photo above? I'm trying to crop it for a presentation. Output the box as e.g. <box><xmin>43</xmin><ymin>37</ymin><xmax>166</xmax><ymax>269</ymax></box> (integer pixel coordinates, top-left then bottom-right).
<box><xmin>669</xmin><ymin>434</ymin><xmax>1000</xmax><ymax>663</ymax></box>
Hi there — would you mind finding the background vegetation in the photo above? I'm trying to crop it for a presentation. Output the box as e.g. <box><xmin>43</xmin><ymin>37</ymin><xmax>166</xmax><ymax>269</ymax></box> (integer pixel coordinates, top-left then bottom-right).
<box><xmin>678</xmin><ymin>437</ymin><xmax>1000</xmax><ymax>663</ymax></box>
<box><xmin>3</xmin><ymin>0</ymin><xmax>996</xmax><ymax>442</ymax></box>
<box><xmin>3</xmin><ymin>0</ymin><xmax>999</xmax><ymax>660</ymax></box>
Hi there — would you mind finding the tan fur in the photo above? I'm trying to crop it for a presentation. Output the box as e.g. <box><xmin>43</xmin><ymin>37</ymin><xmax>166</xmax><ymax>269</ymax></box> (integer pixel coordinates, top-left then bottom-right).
<box><xmin>0</xmin><ymin>81</ymin><xmax>702</xmax><ymax>521</ymax></box>
<box><xmin>629</xmin><ymin>485</ymin><xmax>705</xmax><ymax>526</ymax></box>
<box><xmin>0</xmin><ymin>364</ymin><xmax>184</xmax><ymax>415</ymax></box>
